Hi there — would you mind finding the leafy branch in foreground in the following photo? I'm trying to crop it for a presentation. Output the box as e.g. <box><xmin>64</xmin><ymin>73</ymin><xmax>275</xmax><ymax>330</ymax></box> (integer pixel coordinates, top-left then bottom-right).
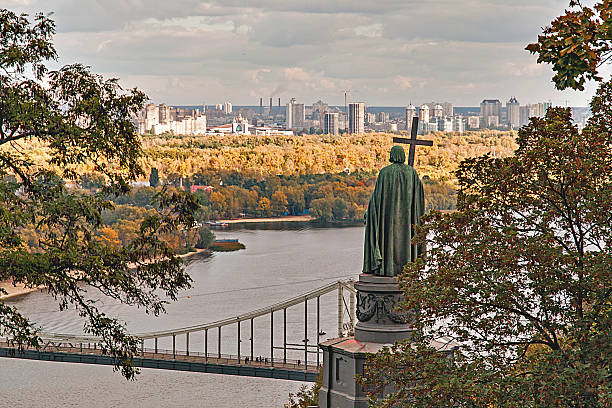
<box><xmin>0</xmin><ymin>9</ymin><xmax>199</xmax><ymax>379</ymax></box>
<box><xmin>527</xmin><ymin>0</ymin><xmax>611</xmax><ymax>90</ymax></box>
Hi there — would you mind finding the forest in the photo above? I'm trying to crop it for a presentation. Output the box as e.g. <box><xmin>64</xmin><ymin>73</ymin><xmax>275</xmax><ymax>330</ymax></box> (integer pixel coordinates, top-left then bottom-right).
<box><xmin>8</xmin><ymin>130</ymin><xmax>517</xmax><ymax>249</ymax></box>
<box><xmin>140</xmin><ymin>130</ymin><xmax>516</xmax><ymax>183</ymax></box>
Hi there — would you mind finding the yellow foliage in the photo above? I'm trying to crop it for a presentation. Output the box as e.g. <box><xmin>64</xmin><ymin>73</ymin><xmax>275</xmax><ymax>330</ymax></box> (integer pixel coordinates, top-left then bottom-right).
<box><xmin>140</xmin><ymin>131</ymin><xmax>517</xmax><ymax>186</ymax></box>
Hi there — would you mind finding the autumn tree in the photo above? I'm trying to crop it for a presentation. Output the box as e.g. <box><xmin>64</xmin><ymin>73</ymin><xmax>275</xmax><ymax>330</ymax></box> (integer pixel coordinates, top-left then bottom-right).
<box><xmin>270</xmin><ymin>190</ymin><xmax>288</xmax><ymax>216</ymax></box>
<box><xmin>96</xmin><ymin>227</ymin><xmax>122</xmax><ymax>249</ymax></box>
<box><xmin>526</xmin><ymin>0</ymin><xmax>611</xmax><ymax>91</ymax></box>
<box><xmin>0</xmin><ymin>10</ymin><xmax>199</xmax><ymax>379</ymax></box>
<box><xmin>310</xmin><ymin>197</ymin><xmax>334</xmax><ymax>223</ymax></box>
<box><xmin>257</xmin><ymin>197</ymin><xmax>271</xmax><ymax>217</ymax></box>
<box><xmin>360</xmin><ymin>2</ymin><xmax>612</xmax><ymax>405</ymax></box>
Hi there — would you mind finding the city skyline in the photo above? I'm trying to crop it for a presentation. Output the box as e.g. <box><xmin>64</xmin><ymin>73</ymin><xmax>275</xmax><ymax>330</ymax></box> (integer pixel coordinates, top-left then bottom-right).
<box><xmin>9</xmin><ymin>0</ymin><xmax>607</xmax><ymax>107</ymax></box>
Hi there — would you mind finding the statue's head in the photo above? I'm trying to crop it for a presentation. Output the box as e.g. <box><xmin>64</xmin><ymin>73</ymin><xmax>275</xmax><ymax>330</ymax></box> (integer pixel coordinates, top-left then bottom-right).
<box><xmin>389</xmin><ymin>145</ymin><xmax>405</xmax><ymax>164</ymax></box>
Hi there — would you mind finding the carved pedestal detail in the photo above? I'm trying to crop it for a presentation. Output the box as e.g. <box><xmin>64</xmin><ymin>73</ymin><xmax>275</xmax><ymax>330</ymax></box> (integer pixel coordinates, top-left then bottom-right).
<box><xmin>356</xmin><ymin>292</ymin><xmax>409</xmax><ymax>324</ymax></box>
<box><xmin>353</xmin><ymin>274</ymin><xmax>414</xmax><ymax>343</ymax></box>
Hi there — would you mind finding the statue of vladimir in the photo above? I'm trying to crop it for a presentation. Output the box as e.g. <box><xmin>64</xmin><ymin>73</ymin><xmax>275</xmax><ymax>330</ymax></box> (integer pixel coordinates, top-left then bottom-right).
<box><xmin>363</xmin><ymin>145</ymin><xmax>425</xmax><ymax>276</ymax></box>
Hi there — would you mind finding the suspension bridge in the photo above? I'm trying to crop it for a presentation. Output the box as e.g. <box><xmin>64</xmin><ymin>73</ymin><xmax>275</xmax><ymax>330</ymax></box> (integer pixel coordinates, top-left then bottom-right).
<box><xmin>0</xmin><ymin>280</ymin><xmax>356</xmax><ymax>382</ymax></box>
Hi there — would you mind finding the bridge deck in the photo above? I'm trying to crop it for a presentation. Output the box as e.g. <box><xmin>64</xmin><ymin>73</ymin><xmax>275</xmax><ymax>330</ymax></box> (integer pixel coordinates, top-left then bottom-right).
<box><xmin>0</xmin><ymin>280</ymin><xmax>356</xmax><ymax>383</ymax></box>
<box><xmin>0</xmin><ymin>341</ymin><xmax>319</xmax><ymax>382</ymax></box>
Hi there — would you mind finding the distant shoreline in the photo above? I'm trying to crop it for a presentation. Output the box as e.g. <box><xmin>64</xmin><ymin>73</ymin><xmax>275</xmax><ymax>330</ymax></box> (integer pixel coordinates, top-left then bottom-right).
<box><xmin>0</xmin><ymin>248</ymin><xmax>209</xmax><ymax>301</ymax></box>
<box><xmin>216</xmin><ymin>214</ymin><xmax>314</xmax><ymax>224</ymax></box>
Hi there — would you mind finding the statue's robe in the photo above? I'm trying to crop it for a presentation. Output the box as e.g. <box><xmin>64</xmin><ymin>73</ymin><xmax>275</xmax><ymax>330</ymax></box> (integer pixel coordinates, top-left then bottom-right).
<box><xmin>363</xmin><ymin>146</ymin><xmax>425</xmax><ymax>276</ymax></box>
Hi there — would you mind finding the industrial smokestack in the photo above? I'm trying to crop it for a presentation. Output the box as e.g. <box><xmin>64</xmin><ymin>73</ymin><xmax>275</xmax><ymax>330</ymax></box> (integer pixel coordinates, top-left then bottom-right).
<box><xmin>278</xmin><ymin>98</ymin><xmax>281</xmax><ymax>107</ymax></box>
<box><xmin>260</xmin><ymin>97</ymin><xmax>263</xmax><ymax>115</ymax></box>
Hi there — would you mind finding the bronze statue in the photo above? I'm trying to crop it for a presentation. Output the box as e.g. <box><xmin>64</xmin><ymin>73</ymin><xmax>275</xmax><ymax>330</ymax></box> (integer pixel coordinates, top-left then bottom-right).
<box><xmin>363</xmin><ymin>145</ymin><xmax>425</xmax><ymax>276</ymax></box>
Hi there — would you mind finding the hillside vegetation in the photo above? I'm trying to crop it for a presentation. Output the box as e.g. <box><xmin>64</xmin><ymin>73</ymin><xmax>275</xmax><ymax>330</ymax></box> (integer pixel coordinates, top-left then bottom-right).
<box><xmin>5</xmin><ymin>131</ymin><xmax>517</xmax><ymax>226</ymax></box>
<box><xmin>140</xmin><ymin>131</ymin><xmax>517</xmax><ymax>184</ymax></box>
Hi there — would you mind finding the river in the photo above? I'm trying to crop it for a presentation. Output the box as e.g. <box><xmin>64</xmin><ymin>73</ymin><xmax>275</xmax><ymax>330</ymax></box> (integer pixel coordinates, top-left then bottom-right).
<box><xmin>0</xmin><ymin>224</ymin><xmax>364</xmax><ymax>408</ymax></box>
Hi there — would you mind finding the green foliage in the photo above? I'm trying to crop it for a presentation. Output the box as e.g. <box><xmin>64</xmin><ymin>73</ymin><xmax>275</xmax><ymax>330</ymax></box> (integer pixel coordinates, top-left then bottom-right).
<box><xmin>80</xmin><ymin>173</ymin><xmax>106</xmax><ymax>190</ymax></box>
<box><xmin>0</xmin><ymin>10</ymin><xmax>199</xmax><ymax>379</ymax></box>
<box><xmin>310</xmin><ymin>197</ymin><xmax>334</xmax><ymax>222</ymax></box>
<box><xmin>149</xmin><ymin>167</ymin><xmax>160</xmax><ymax>187</ymax></box>
<box><xmin>111</xmin><ymin>186</ymin><xmax>158</xmax><ymax>207</ymax></box>
<box><xmin>360</xmin><ymin>84</ymin><xmax>612</xmax><ymax>407</ymax></box>
<box><xmin>170</xmin><ymin>169</ymin><xmax>457</xmax><ymax>222</ymax></box>
<box><xmin>195</xmin><ymin>226</ymin><xmax>215</xmax><ymax>249</ymax></box>
<box><xmin>526</xmin><ymin>0</ymin><xmax>611</xmax><ymax>90</ymax></box>
<box><xmin>362</xmin><ymin>5</ymin><xmax>612</xmax><ymax>405</ymax></box>
<box><xmin>284</xmin><ymin>369</ymin><xmax>323</xmax><ymax>408</ymax></box>
<box><xmin>331</xmin><ymin>197</ymin><xmax>348</xmax><ymax>220</ymax></box>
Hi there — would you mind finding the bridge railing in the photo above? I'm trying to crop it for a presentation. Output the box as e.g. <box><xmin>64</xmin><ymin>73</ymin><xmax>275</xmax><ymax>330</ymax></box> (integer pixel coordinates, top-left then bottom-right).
<box><xmin>3</xmin><ymin>279</ymin><xmax>356</xmax><ymax>372</ymax></box>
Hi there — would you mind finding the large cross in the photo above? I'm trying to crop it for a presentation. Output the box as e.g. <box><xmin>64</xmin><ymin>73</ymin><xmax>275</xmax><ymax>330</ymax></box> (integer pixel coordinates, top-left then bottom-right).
<box><xmin>393</xmin><ymin>116</ymin><xmax>433</xmax><ymax>167</ymax></box>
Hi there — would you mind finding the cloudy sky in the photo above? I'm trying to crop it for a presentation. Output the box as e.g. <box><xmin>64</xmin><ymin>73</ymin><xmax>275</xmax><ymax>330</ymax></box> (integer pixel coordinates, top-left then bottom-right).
<box><xmin>6</xmin><ymin>0</ymin><xmax>606</xmax><ymax>106</ymax></box>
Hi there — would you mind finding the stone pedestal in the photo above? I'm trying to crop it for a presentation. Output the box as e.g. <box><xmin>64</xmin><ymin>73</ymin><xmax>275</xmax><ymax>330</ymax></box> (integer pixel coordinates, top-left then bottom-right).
<box><xmin>353</xmin><ymin>274</ymin><xmax>413</xmax><ymax>343</ymax></box>
<box><xmin>319</xmin><ymin>274</ymin><xmax>414</xmax><ymax>408</ymax></box>
<box><xmin>318</xmin><ymin>338</ymin><xmax>385</xmax><ymax>408</ymax></box>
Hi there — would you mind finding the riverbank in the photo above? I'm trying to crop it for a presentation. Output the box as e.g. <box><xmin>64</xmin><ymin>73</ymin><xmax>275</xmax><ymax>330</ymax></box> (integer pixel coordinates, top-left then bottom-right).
<box><xmin>0</xmin><ymin>248</ymin><xmax>210</xmax><ymax>301</ymax></box>
<box><xmin>216</xmin><ymin>214</ymin><xmax>313</xmax><ymax>224</ymax></box>
<box><xmin>0</xmin><ymin>283</ymin><xmax>42</xmax><ymax>301</ymax></box>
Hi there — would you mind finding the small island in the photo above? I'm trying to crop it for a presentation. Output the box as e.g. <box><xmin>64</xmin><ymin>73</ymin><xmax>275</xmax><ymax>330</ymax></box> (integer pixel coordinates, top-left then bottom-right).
<box><xmin>209</xmin><ymin>239</ymin><xmax>246</xmax><ymax>252</ymax></box>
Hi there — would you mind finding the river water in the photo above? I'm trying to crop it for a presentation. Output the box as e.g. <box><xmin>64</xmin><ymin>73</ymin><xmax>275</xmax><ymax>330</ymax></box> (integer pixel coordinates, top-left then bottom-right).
<box><xmin>0</xmin><ymin>224</ymin><xmax>364</xmax><ymax>408</ymax></box>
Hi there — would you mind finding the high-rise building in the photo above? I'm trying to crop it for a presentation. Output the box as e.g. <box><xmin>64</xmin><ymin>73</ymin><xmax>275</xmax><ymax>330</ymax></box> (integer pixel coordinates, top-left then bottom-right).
<box><xmin>365</xmin><ymin>112</ymin><xmax>376</xmax><ymax>124</ymax></box>
<box><xmin>144</xmin><ymin>103</ymin><xmax>159</xmax><ymax>131</ymax></box>
<box><xmin>348</xmin><ymin>102</ymin><xmax>365</xmax><ymax>134</ymax></box>
<box><xmin>376</xmin><ymin>111</ymin><xmax>389</xmax><ymax>123</ymax></box>
<box><xmin>453</xmin><ymin>116</ymin><xmax>466</xmax><ymax>133</ymax></box>
<box><xmin>480</xmin><ymin>99</ymin><xmax>502</xmax><ymax>128</ymax></box>
<box><xmin>405</xmin><ymin>104</ymin><xmax>417</xmax><ymax>132</ymax></box>
<box><xmin>286</xmin><ymin>98</ymin><xmax>305</xmax><ymax>129</ymax></box>
<box><xmin>223</xmin><ymin>102</ymin><xmax>233</xmax><ymax>114</ymax></box>
<box><xmin>467</xmin><ymin>116</ymin><xmax>480</xmax><ymax>130</ymax></box>
<box><xmin>324</xmin><ymin>112</ymin><xmax>339</xmax><ymax>135</ymax></box>
<box><xmin>419</xmin><ymin>104</ymin><xmax>430</xmax><ymax>123</ymax></box>
<box><xmin>158</xmin><ymin>104</ymin><xmax>170</xmax><ymax>124</ymax></box>
<box><xmin>487</xmin><ymin>116</ymin><xmax>500</xmax><ymax>128</ymax></box>
<box><xmin>535</xmin><ymin>101</ymin><xmax>552</xmax><ymax>117</ymax></box>
<box><xmin>506</xmin><ymin>97</ymin><xmax>520</xmax><ymax>129</ymax></box>
<box><xmin>194</xmin><ymin>114</ymin><xmax>207</xmax><ymax>134</ymax></box>
<box><xmin>432</xmin><ymin>104</ymin><xmax>443</xmax><ymax>118</ymax></box>
<box><xmin>436</xmin><ymin>117</ymin><xmax>454</xmax><ymax>132</ymax></box>
<box><xmin>519</xmin><ymin>102</ymin><xmax>550</xmax><ymax>127</ymax></box>
<box><xmin>423</xmin><ymin>102</ymin><xmax>454</xmax><ymax>117</ymax></box>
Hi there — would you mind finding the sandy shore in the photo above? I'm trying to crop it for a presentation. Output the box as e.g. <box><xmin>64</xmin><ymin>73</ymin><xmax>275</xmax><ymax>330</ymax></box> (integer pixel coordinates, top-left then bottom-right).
<box><xmin>0</xmin><ymin>248</ymin><xmax>209</xmax><ymax>301</ymax></box>
<box><xmin>0</xmin><ymin>283</ymin><xmax>42</xmax><ymax>301</ymax></box>
<box><xmin>216</xmin><ymin>214</ymin><xmax>313</xmax><ymax>224</ymax></box>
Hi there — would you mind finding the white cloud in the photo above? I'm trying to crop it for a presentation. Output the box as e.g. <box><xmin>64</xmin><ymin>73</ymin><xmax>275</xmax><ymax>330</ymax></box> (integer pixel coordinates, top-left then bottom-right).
<box><xmin>283</xmin><ymin>67</ymin><xmax>311</xmax><ymax>81</ymax></box>
<box><xmin>505</xmin><ymin>62</ymin><xmax>546</xmax><ymax>77</ymax></box>
<box><xmin>394</xmin><ymin>76</ymin><xmax>412</xmax><ymax>90</ymax></box>
<box><xmin>10</xmin><ymin>0</ymin><xmax>597</xmax><ymax>106</ymax></box>
<box><xmin>135</xmin><ymin>16</ymin><xmax>237</xmax><ymax>32</ymax></box>
<box><xmin>354</xmin><ymin>24</ymin><xmax>383</xmax><ymax>38</ymax></box>
<box><xmin>96</xmin><ymin>39</ymin><xmax>112</xmax><ymax>53</ymax></box>
<box><xmin>3</xmin><ymin>0</ymin><xmax>38</xmax><ymax>5</ymax></box>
